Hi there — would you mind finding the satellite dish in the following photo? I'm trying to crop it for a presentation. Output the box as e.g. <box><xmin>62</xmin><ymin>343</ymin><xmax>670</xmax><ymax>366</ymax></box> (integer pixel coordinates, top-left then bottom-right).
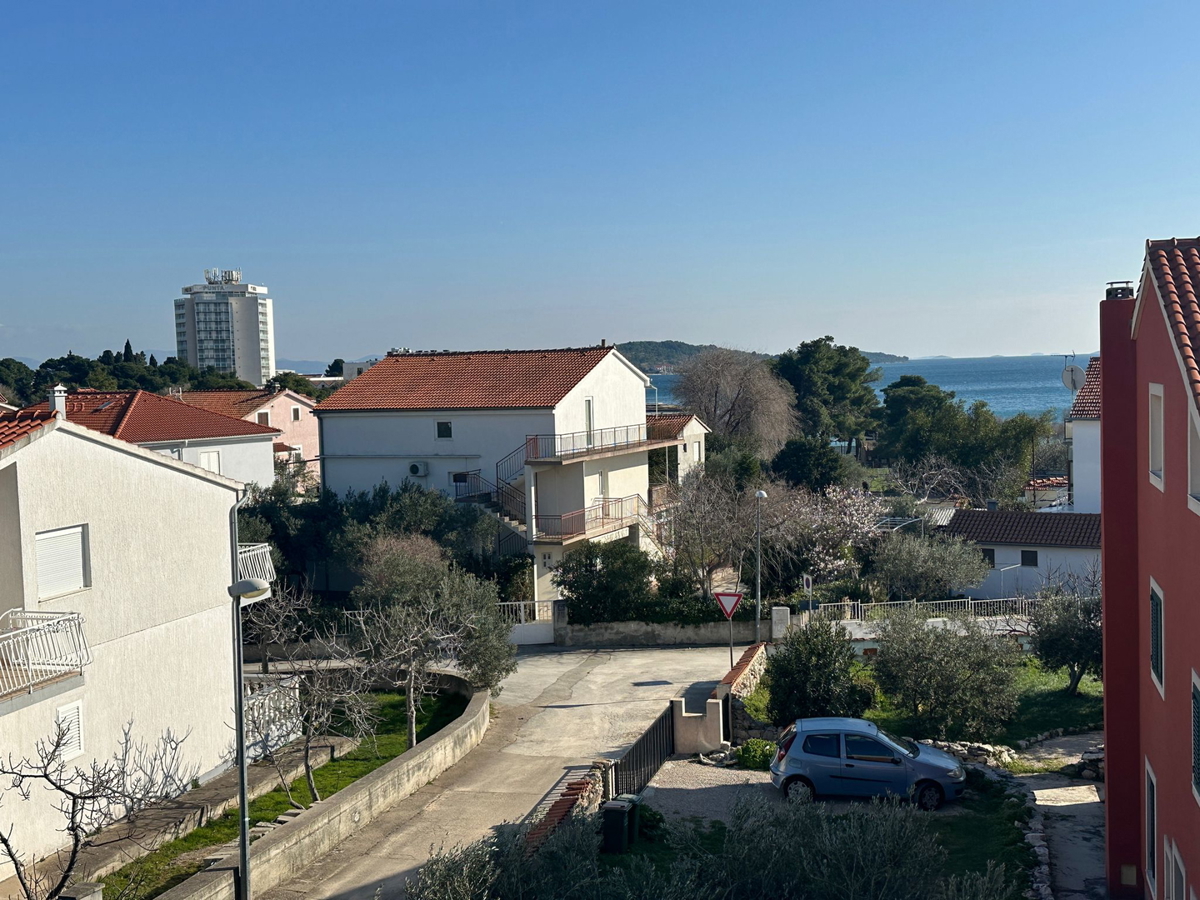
<box><xmin>1062</xmin><ymin>365</ymin><xmax>1086</xmax><ymax>392</ymax></box>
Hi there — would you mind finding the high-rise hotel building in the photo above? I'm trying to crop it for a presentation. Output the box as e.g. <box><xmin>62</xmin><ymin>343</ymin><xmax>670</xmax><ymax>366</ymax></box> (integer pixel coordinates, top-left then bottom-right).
<box><xmin>174</xmin><ymin>269</ymin><xmax>275</xmax><ymax>386</ymax></box>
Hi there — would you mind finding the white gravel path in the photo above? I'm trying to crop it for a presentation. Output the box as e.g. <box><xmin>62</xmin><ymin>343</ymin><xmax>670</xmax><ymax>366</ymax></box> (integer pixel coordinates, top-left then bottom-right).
<box><xmin>642</xmin><ymin>757</ymin><xmax>776</xmax><ymax>824</ymax></box>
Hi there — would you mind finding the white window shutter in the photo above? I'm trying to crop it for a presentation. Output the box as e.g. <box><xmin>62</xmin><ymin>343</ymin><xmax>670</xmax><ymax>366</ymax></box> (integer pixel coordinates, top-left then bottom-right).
<box><xmin>56</xmin><ymin>701</ymin><xmax>83</xmax><ymax>759</ymax></box>
<box><xmin>36</xmin><ymin>526</ymin><xmax>87</xmax><ymax>599</ymax></box>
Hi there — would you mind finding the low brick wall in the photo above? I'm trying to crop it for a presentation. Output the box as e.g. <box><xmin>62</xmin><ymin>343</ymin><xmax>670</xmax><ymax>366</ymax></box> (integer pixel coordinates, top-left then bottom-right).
<box><xmin>156</xmin><ymin>674</ymin><xmax>490</xmax><ymax>900</ymax></box>
<box><xmin>555</xmin><ymin>619</ymin><xmax>759</xmax><ymax>647</ymax></box>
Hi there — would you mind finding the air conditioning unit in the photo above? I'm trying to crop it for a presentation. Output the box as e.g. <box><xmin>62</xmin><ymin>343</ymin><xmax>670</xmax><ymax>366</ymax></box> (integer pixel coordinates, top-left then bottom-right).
<box><xmin>408</xmin><ymin>461</ymin><xmax>429</xmax><ymax>477</ymax></box>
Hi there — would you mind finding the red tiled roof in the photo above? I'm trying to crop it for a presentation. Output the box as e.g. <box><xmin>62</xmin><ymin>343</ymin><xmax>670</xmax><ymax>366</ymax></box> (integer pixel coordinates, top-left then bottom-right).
<box><xmin>944</xmin><ymin>510</ymin><xmax>1101</xmax><ymax>549</ymax></box>
<box><xmin>1146</xmin><ymin>238</ymin><xmax>1200</xmax><ymax>410</ymax></box>
<box><xmin>1066</xmin><ymin>357</ymin><xmax>1100</xmax><ymax>420</ymax></box>
<box><xmin>648</xmin><ymin>412</ymin><xmax>706</xmax><ymax>437</ymax></box>
<box><xmin>0</xmin><ymin>409</ymin><xmax>55</xmax><ymax>451</ymax></box>
<box><xmin>26</xmin><ymin>390</ymin><xmax>280</xmax><ymax>444</ymax></box>
<box><xmin>178</xmin><ymin>389</ymin><xmax>275</xmax><ymax>419</ymax></box>
<box><xmin>1025</xmin><ymin>476</ymin><xmax>1068</xmax><ymax>490</ymax></box>
<box><xmin>315</xmin><ymin>347</ymin><xmax>617</xmax><ymax>411</ymax></box>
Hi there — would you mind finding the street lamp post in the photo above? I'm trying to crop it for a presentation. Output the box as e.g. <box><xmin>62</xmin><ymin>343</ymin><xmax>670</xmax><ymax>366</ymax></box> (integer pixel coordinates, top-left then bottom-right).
<box><xmin>755</xmin><ymin>490</ymin><xmax>767</xmax><ymax>643</ymax></box>
<box><xmin>997</xmin><ymin>563</ymin><xmax>1021</xmax><ymax>599</ymax></box>
<box><xmin>228</xmin><ymin>577</ymin><xmax>270</xmax><ymax>900</ymax></box>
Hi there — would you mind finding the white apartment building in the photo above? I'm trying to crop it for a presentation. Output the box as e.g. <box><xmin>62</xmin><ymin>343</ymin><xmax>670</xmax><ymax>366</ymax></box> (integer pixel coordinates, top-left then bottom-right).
<box><xmin>174</xmin><ymin>268</ymin><xmax>275</xmax><ymax>386</ymax></box>
<box><xmin>315</xmin><ymin>345</ymin><xmax>708</xmax><ymax>625</ymax></box>
<box><xmin>1065</xmin><ymin>357</ymin><xmax>1101</xmax><ymax>514</ymax></box>
<box><xmin>0</xmin><ymin>407</ymin><xmax>275</xmax><ymax>883</ymax></box>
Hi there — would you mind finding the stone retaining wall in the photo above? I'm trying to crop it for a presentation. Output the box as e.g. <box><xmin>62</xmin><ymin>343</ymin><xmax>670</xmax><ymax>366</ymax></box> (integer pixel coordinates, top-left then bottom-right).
<box><xmin>555</xmin><ymin>619</ymin><xmax>759</xmax><ymax>647</ymax></box>
<box><xmin>155</xmin><ymin>674</ymin><xmax>489</xmax><ymax>900</ymax></box>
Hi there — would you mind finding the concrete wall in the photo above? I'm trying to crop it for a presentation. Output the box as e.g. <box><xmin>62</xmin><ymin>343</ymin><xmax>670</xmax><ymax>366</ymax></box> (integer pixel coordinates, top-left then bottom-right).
<box><xmin>675</xmin><ymin>419</ymin><xmax>707</xmax><ymax>480</ymax></box>
<box><xmin>554</xmin><ymin>352</ymin><xmax>647</xmax><ymax>435</ymax></box>
<box><xmin>1071</xmin><ymin>419</ymin><xmax>1101</xmax><ymax>514</ymax></box>
<box><xmin>555</xmin><ymin>619</ymin><xmax>758</xmax><ymax>647</ymax></box>
<box><xmin>155</xmin><ymin>677</ymin><xmax>490</xmax><ymax>900</ymax></box>
<box><xmin>0</xmin><ymin>425</ymin><xmax>240</xmax><ymax>882</ymax></box>
<box><xmin>967</xmin><ymin>545</ymin><xmax>1099</xmax><ymax>598</ymax></box>
<box><xmin>319</xmin><ymin>408</ymin><xmax>553</xmax><ymax>497</ymax></box>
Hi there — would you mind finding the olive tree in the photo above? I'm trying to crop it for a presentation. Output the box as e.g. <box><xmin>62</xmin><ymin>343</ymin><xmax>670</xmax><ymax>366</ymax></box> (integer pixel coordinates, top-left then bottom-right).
<box><xmin>873</xmin><ymin>610</ymin><xmax>1021</xmax><ymax>740</ymax></box>
<box><xmin>870</xmin><ymin>532</ymin><xmax>990</xmax><ymax>601</ymax></box>
<box><xmin>1028</xmin><ymin>566</ymin><xmax>1103</xmax><ymax>695</ymax></box>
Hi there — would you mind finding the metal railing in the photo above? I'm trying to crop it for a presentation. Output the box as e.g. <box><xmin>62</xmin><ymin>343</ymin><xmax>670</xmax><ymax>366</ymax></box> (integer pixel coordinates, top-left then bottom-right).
<box><xmin>812</xmin><ymin>597</ymin><xmax>1045</xmax><ymax>623</ymax></box>
<box><xmin>0</xmin><ymin>609</ymin><xmax>92</xmax><ymax>699</ymax></box>
<box><xmin>612</xmin><ymin>704</ymin><xmax>675</xmax><ymax>796</ymax></box>
<box><xmin>534</xmin><ymin>494</ymin><xmax>647</xmax><ymax>540</ymax></box>
<box><xmin>454</xmin><ymin>470</ymin><xmax>527</xmax><ymax>524</ymax></box>
<box><xmin>525</xmin><ymin>419</ymin><xmax>680</xmax><ymax>462</ymax></box>
<box><xmin>237</xmin><ymin>543</ymin><xmax>276</xmax><ymax>584</ymax></box>
<box><xmin>497</xmin><ymin>600</ymin><xmax>554</xmax><ymax>625</ymax></box>
<box><xmin>243</xmin><ymin>673</ymin><xmax>301</xmax><ymax>760</ymax></box>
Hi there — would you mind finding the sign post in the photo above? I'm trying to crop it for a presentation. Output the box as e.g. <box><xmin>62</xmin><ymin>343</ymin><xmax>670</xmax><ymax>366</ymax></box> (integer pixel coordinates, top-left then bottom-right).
<box><xmin>803</xmin><ymin>574</ymin><xmax>813</xmax><ymax>608</ymax></box>
<box><xmin>714</xmin><ymin>591</ymin><xmax>743</xmax><ymax>669</ymax></box>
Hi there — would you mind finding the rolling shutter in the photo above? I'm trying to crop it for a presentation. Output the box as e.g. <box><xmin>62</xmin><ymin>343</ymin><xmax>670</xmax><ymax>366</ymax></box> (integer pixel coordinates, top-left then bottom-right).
<box><xmin>36</xmin><ymin>526</ymin><xmax>88</xmax><ymax>599</ymax></box>
<box><xmin>1193</xmin><ymin>683</ymin><xmax>1200</xmax><ymax>794</ymax></box>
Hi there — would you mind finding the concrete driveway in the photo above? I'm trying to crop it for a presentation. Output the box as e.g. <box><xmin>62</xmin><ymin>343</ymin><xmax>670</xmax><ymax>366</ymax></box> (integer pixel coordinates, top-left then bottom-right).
<box><xmin>260</xmin><ymin>645</ymin><xmax>735</xmax><ymax>900</ymax></box>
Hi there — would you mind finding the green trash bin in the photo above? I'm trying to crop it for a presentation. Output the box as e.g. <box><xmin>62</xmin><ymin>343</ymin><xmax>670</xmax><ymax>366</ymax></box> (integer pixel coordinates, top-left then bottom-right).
<box><xmin>600</xmin><ymin>800</ymin><xmax>632</xmax><ymax>854</ymax></box>
<box><xmin>615</xmin><ymin>793</ymin><xmax>641</xmax><ymax>845</ymax></box>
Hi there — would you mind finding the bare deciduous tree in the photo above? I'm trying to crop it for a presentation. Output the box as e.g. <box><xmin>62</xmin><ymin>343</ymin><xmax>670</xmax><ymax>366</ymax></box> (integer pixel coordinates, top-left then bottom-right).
<box><xmin>674</xmin><ymin>348</ymin><xmax>796</xmax><ymax>454</ymax></box>
<box><xmin>0</xmin><ymin>724</ymin><xmax>195</xmax><ymax>900</ymax></box>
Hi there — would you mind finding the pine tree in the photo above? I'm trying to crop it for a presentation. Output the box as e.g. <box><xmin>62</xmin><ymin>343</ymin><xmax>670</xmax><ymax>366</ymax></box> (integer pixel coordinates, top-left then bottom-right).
<box><xmin>122</xmin><ymin>340</ymin><xmax>134</xmax><ymax>363</ymax></box>
<box><xmin>149</xmin><ymin>354</ymin><xmax>158</xmax><ymax>367</ymax></box>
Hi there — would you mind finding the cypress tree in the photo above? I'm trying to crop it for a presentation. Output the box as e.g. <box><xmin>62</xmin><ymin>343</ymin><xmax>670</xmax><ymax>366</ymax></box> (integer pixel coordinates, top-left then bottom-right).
<box><xmin>123</xmin><ymin>339</ymin><xmax>134</xmax><ymax>362</ymax></box>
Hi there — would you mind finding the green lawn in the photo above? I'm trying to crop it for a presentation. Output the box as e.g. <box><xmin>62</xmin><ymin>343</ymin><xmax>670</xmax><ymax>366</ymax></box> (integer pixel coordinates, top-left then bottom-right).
<box><xmin>101</xmin><ymin>691</ymin><xmax>467</xmax><ymax>900</ymax></box>
<box><xmin>928</xmin><ymin>769</ymin><xmax>1034</xmax><ymax>888</ymax></box>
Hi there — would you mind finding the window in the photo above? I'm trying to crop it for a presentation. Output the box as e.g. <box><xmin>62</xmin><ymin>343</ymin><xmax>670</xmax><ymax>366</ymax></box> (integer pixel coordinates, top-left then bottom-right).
<box><xmin>256</xmin><ymin>411</ymin><xmax>270</xmax><ymax>426</ymax></box>
<box><xmin>694</xmin><ymin>441</ymin><xmax>700</xmax><ymax>458</ymax></box>
<box><xmin>1151</xmin><ymin>586</ymin><xmax>1164</xmax><ymax>692</ymax></box>
<box><xmin>1192</xmin><ymin>675</ymin><xmax>1200</xmax><ymax>800</ymax></box>
<box><xmin>56</xmin><ymin>701</ymin><xmax>83</xmax><ymax>760</ymax></box>
<box><xmin>981</xmin><ymin>548</ymin><xmax>995</xmax><ymax>568</ymax></box>
<box><xmin>290</xmin><ymin>446</ymin><xmax>303</xmax><ymax>462</ymax></box>
<box><xmin>436</xmin><ymin>421</ymin><xmax>453</xmax><ymax>439</ymax></box>
<box><xmin>1168</xmin><ymin>840</ymin><xmax>1186</xmax><ymax>900</ymax></box>
<box><xmin>1151</xmin><ymin>383</ymin><xmax>1164</xmax><ymax>484</ymax></box>
<box><xmin>844</xmin><ymin>734</ymin><xmax>895</xmax><ymax>763</ymax></box>
<box><xmin>1147</xmin><ymin>763</ymin><xmax>1158</xmax><ymax>888</ymax></box>
<box><xmin>291</xmin><ymin>406</ymin><xmax>301</xmax><ymax>422</ymax></box>
<box><xmin>801</xmin><ymin>733</ymin><xmax>840</xmax><ymax>758</ymax></box>
<box><xmin>199</xmin><ymin>450</ymin><xmax>222</xmax><ymax>474</ymax></box>
<box><xmin>1021</xmin><ymin>550</ymin><xmax>1039</xmax><ymax>567</ymax></box>
<box><xmin>36</xmin><ymin>526</ymin><xmax>89</xmax><ymax>599</ymax></box>
<box><xmin>451</xmin><ymin>472</ymin><xmax>469</xmax><ymax>485</ymax></box>
<box><xmin>682</xmin><ymin>442</ymin><xmax>688</xmax><ymax>454</ymax></box>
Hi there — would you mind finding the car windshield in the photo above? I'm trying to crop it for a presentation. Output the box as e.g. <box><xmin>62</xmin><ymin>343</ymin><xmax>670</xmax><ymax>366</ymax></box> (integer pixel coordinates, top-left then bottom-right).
<box><xmin>878</xmin><ymin>728</ymin><xmax>919</xmax><ymax>757</ymax></box>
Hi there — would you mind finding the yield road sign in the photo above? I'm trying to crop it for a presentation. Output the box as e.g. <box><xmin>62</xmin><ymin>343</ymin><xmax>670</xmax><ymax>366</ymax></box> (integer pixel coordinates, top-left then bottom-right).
<box><xmin>714</xmin><ymin>591</ymin><xmax>742</xmax><ymax>620</ymax></box>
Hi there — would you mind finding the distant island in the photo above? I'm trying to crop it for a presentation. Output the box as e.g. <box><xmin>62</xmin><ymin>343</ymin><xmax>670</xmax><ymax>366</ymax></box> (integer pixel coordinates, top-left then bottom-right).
<box><xmin>615</xmin><ymin>340</ymin><xmax>906</xmax><ymax>371</ymax></box>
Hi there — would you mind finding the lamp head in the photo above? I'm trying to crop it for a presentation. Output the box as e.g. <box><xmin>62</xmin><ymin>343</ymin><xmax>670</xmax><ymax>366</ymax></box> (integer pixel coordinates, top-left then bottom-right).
<box><xmin>755</xmin><ymin>490</ymin><xmax>768</xmax><ymax>500</ymax></box>
<box><xmin>228</xmin><ymin>578</ymin><xmax>271</xmax><ymax>601</ymax></box>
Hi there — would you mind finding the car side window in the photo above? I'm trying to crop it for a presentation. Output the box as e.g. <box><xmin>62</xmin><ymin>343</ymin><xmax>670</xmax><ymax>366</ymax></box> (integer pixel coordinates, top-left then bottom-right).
<box><xmin>801</xmin><ymin>733</ymin><xmax>840</xmax><ymax>758</ymax></box>
<box><xmin>844</xmin><ymin>734</ymin><xmax>895</xmax><ymax>762</ymax></box>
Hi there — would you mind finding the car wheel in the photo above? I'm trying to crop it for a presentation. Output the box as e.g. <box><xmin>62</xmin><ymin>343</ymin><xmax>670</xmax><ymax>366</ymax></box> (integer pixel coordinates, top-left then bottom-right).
<box><xmin>915</xmin><ymin>781</ymin><xmax>944</xmax><ymax>811</ymax></box>
<box><xmin>784</xmin><ymin>777</ymin><xmax>815</xmax><ymax>803</ymax></box>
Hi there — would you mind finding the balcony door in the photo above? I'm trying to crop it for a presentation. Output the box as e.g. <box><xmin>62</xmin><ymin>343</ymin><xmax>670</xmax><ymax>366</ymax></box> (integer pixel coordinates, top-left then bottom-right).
<box><xmin>584</xmin><ymin>397</ymin><xmax>594</xmax><ymax>447</ymax></box>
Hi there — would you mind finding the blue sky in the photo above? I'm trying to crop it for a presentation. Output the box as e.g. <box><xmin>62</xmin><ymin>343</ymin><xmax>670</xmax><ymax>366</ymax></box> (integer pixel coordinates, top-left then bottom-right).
<box><xmin>3</xmin><ymin>0</ymin><xmax>1198</xmax><ymax>364</ymax></box>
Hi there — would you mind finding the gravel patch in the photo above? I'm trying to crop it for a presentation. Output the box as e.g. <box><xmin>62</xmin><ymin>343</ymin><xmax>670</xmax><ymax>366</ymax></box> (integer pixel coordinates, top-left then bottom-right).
<box><xmin>642</xmin><ymin>757</ymin><xmax>775</xmax><ymax>823</ymax></box>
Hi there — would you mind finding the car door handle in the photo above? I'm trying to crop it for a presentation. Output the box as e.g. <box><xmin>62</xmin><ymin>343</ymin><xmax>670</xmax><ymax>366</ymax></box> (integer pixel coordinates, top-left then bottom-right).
<box><xmin>844</xmin><ymin>763</ymin><xmax>855</xmax><ymax>768</ymax></box>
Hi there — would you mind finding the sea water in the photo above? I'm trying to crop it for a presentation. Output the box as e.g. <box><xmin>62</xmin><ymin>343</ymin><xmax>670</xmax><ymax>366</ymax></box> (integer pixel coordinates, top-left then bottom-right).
<box><xmin>647</xmin><ymin>354</ymin><xmax>1086</xmax><ymax>419</ymax></box>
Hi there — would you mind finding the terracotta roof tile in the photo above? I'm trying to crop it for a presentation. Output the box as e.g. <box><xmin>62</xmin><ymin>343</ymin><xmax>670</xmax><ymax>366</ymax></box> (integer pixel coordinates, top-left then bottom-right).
<box><xmin>1066</xmin><ymin>357</ymin><xmax>1100</xmax><ymax>420</ymax></box>
<box><xmin>178</xmin><ymin>389</ymin><xmax>275</xmax><ymax>419</ymax></box>
<box><xmin>647</xmin><ymin>412</ymin><xmax>706</xmax><ymax>437</ymax></box>
<box><xmin>0</xmin><ymin>409</ymin><xmax>55</xmax><ymax>451</ymax></box>
<box><xmin>26</xmin><ymin>390</ymin><xmax>280</xmax><ymax>444</ymax></box>
<box><xmin>1025</xmin><ymin>476</ymin><xmax>1068</xmax><ymax>490</ymax></box>
<box><xmin>944</xmin><ymin>509</ymin><xmax>1100</xmax><ymax>549</ymax></box>
<box><xmin>1146</xmin><ymin>237</ymin><xmax>1200</xmax><ymax>410</ymax></box>
<box><xmin>315</xmin><ymin>347</ymin><xmax>617</xmax><ymax>411</ymax></box>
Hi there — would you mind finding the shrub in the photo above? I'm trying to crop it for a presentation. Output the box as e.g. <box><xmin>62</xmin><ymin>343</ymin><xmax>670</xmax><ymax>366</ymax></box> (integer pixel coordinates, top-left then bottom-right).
<box><xmin>738</xmin><ymin>738</ymin><xmax>777</xmax><ymax>770</ymax></box>
<box><xmin>552</xmin><ymin>540</ymin><xmax>656</xmax><ymax>625</ymax></box>
<box><xmin>765</xmin><ymin>619</ymin><xmax>872</xmax><ymax>727</ymax></box>
<box><xmin>869</xmin><ymin>532</ymin><xmax>991</xmax><ymax>601</ymax></box>
<box><xmin>1028</xmin><ymin>582</ymin><xmax>1102</xmax><ymax>696</ymax></box>
<box><xmin>873</xmin><ymin>610</ymin><xmax>1021</xmax><ymax>740</ymax></box>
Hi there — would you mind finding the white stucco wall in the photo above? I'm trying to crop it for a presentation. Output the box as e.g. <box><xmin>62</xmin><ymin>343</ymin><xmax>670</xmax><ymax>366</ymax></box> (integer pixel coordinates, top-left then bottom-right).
<box><xmin>147</xmin><ymin>435</ymin><xmax>275</xmax><ymax>489</ymax></box>
<box><xmin>319</xmin><ymin>408</ymin><xmax>554</xmax><ymax>497</ymax></box>
<box><xmin>0</xmin><ymin>425</ymin><xmax>240</xmax><ymax>879</ymax></box>
<box><xmin>965</xmin><ymin>544</ymin><xmax>1100</xmax><ymax>598</ymax></box>
<box><xmin>1070</xmin><ymin>420</ymin><xmax>1101</xmax><ymax>514</ymax></box>
<box><xmin>554</xmin><ymin>352</ymin><xmax>648</xmax><ymax>435</ymax></box>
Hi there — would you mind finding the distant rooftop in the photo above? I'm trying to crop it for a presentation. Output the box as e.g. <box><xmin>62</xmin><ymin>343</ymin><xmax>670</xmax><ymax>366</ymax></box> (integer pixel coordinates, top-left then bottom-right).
<box><xmin>944</xmin><ymin>509</ymin><xmax>1100</xmax><ymax>549</ymax></box>
<box><xmin>1067</xmin><ymin>357</ymin><xmax>1101</xmax><ymax>420</ymax></box>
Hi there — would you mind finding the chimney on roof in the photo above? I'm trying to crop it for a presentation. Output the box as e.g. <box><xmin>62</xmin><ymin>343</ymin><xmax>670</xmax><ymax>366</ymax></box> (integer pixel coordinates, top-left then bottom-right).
<box><xmin>601</xmin><ymin>339</ymin><xmax>607</xmax><ymax>348</ymax></box>
<box><xmin>49</xmin><ymin>384</ymin><xmax>68</xmax><ymax>419</ymax></box>
<box><xmin>985</xmin><ymin>499</ymin><xmax>999</xmax><ymax>512</ymax></box>
<box><xmin>1106</xmin><ymin>281</ymin><xmax>1134</xmax><ymax>301</ymax></box>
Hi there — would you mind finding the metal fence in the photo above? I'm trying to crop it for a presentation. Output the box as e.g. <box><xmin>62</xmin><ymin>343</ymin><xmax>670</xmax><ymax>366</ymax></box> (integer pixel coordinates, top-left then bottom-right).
<box><xmin>243</xmin><ymin>673</ymin><xmax>301</xmax><ymax>760</ymax></box>
<box><xmin>612</xmin><ymin>705</ymin><xmax>675</xmax><ymax>797</ymax></box>
<box><xmin>812</xmin><ymin>597</ymin><xmax>1045</xmax><ymax>622</ymax></box>
<box><xmin>0</xmin><ymin>610</ymin><xmax>92</xmax><ymax>699</ymax></box>
<box><xmin>497</xmin><ymin>600</ymin><xmax>554</xmax><ymax>625</ymax></box>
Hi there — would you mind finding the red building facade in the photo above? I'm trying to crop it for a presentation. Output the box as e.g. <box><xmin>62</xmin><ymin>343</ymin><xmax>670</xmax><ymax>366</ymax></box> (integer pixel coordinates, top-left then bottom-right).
<box><xmin>1103</xmin><ymin>239</ymin><xmax>1200</xmax><ymax>899</ymax></box>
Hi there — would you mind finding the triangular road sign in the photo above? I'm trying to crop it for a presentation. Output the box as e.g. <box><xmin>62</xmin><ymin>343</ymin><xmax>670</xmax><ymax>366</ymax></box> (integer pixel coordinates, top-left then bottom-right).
<box><xmin>714</xmin><ymin>591</ymin><xmax>742</xmax><ymax>620</ymax></box>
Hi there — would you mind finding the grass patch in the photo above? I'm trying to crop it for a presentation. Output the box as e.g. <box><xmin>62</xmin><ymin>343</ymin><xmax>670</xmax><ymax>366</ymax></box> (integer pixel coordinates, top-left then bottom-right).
<box><xmin>927</xmin><ymin>769</ymin><xmax>1034</xmax><ymax>888</ymax></box>
<box><xmin>102</xmin><ymin>691</ymin><xmax>467</xmax><ymax>900</ymax></box>
<box><xmin>1000</xmin><ymin>659</ymin><xmax>1102</xmax><ymax>745</ymax></box>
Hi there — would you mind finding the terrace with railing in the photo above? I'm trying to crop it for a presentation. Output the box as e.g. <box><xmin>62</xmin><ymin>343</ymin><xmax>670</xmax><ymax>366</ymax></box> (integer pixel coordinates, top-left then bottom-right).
<box><xmin>533</xmin><ymin>494</ymin><xmax>653</xmax><ymax>541</ymax></box>
<box><xmin>237</xmin><ymin>542</ymin><xmax>277</xmax><ymax>585</ymax></box>
<box><xmin>0</xmin><ymin>609</ymin><xmax>92</xmax><ymax>702</ymax></box>
<box><xmin>523</xmin><ymin>419</ymin><xmax>683</xmax><ymax>464</ymax></box>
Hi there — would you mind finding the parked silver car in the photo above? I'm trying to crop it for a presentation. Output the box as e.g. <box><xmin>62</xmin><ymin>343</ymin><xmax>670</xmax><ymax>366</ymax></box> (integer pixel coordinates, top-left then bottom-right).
<box><xmin>768</xmin><ymin>717</ymin><xmax>965</xmax><ymax>810</ymax></box>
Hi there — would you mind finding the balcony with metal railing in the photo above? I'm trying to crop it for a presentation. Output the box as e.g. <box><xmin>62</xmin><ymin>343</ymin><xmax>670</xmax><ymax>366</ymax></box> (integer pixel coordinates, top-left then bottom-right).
<box><xmin>0</xmin><ymin>609</ymin><xmax>92</xmax><ymax>702</ymax></box>
<box><xmin>533</xmin><ymin>494</ymin><xmax>651</xmax><ymax>542</ymax></box>
<box><xmin>237</xmin><ymin>543</ymin><xmax>277</xmax><ymax>585</ymax></box>
<box><xmin>524</xmin><ymin>420</ymin><xmax>683</xmax><ymax>464</ymax></box>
